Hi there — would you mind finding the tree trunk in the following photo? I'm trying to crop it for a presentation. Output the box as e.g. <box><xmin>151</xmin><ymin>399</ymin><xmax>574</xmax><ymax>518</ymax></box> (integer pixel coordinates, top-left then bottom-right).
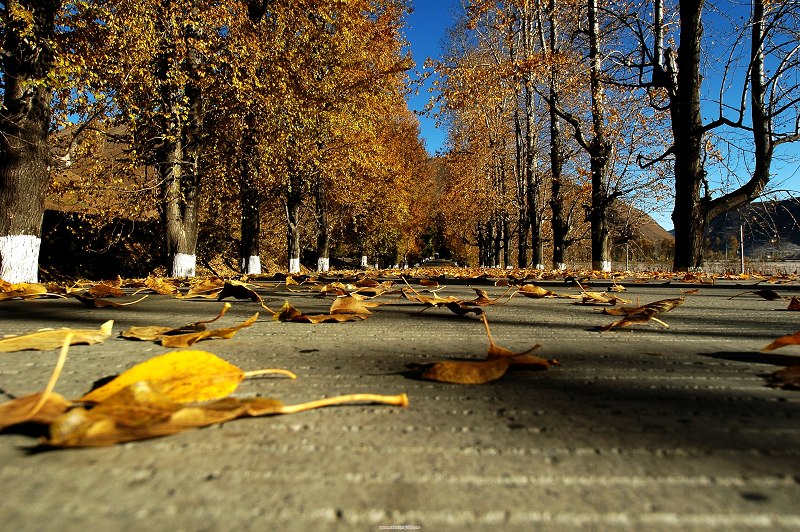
<box><xmin>0</xmin><ymin>1</ymin><xmax>59</xmax><ymax>283</ymax></box>
<box><xmin>545</xmin><ymin>0</ymin><xmax>569</xmax><ymax>270</ymax></box>
<box><xmin>587</xmin><ymin>0</ymin><xmax>614</xmax><ymax>272</ymax></box>
<box><xmin>670</xmin><ymin>0</ymin><xmax>706</xmax><ymax>271</ymax></box>
<box><xmin>157</xmin><ymin>4</ymin><xmax>203</xmax><ymax>278</ymax></box>
<box><xmin>314</xmin><ymin>175</ymin><xmax>330</xmax><ymax>272</ymax></box>
<box><xmin>514</xmin><ymin>110</ymin><xmax>529</xmax><ymax>268</ymax></box>
<box><xmin>286</xmin><ymin>165</ymin><xmax>303</xmax><ymax>274</ymax></box>
<box><xmin>240</xmin><ymin>141</ymin><xmax>261</xmax><ymax>274</ymax></box>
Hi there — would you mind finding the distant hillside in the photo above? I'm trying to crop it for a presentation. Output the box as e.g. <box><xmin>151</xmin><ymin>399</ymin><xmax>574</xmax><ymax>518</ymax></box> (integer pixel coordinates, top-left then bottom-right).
<box><xmin>707</xmin><ymin>198</ymin><xmax>800</xmax><ymax>258</ymax></box>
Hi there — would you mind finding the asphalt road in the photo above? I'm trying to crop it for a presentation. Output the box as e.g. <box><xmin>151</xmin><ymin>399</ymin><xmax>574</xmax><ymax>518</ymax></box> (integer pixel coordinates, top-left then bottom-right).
<box><xmin>1</xmin><ymin>276</ymin><xmax>799</xmax><ymax>531</ymax></box>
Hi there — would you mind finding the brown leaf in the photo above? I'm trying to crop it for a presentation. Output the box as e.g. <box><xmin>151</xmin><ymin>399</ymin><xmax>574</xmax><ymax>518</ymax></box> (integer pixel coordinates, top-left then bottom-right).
<box><xmin>45</xmin><ymin>383</ymin><xmax>407</xmax><ymax>447</ymax></box>
<box><xmin>412</xmin><ymin>358</ymin><xmax>511</xmax><ymax>384</ymax></box>
<box><xmin>79</xmin><ymin>350</ymin><xmax>294</xmax><ymax>404</ymax></box>
<box><xmin>728</xmin><ymin>289</ymin><xmax>785</xmax><ymax>301</ymax></box>
<box><xmin>272</xmin><ymin>300</ymin><xmax>366</xmax><ymax>323</ymax></box>
<box><xmin>121</xmin><ymin>304</ymin><xmax>259</xmax><ymax>347</ymax></box>
<box><xmin>788</xmin><ymin>296</ymin><xmax>800</xmax><ymax>311</ymax></box>
<box><xmin>144</xmin><ymin>276</ymin><xmax>179</xmax><ymax>295</ymax></box>
<box><xmin>765</xmin><ymin>365</ymin><xmax>800</xmax><ymax>390</ymax></box>
<box><xmin>0</xmin><ymin>282</ymin><xmax>49</xmax><ymax>301</ymax></box>
<box><xmin>603</xmin><ymin>297</ymin><xmax>686</xmax><ymax>316</ymax></box>
<box><xmin>516</xmin><ymin>284</ymin><xmax>557</xmax><ymax>298</ymax></box>
<box><xmin>88</xmin><ymin>283</ymin><xmax>125</xmax><ymax>298</ymax></box>
<box><xmin>73</xmin><ymin>293</ymin><xmax>148</xmax><ymax>308</ymax></box>
<box><xmin>176</xmin><ymin>277</ymin><xmax>225</xmax><ymax>299</ymax></box>
<box><xmin>0</xmin><ymin>320</ymin><xmax>114</xmax><ymax>353</ymax></box>
<box><xmin>599</xmin><ymin>297</ymin><xmax>685</xmax><ymax>331</ymax></box>
<box><xmin>216</xmin><ymin>280</ymin><xmax>274</xmax><ymax>314</ymax></box>
<box><xmin>0</xmin><ymin>392</ymin><xmax>72</xmax><ymax>431</ymax></box>
<box><xmin>217</xmin><ymin>280</ymin><xmax>262</xmax><ymax>302</ymax></box>
<box><xmin>329</xmin><ymin>295</ymin><xmax>379</xmax><ymax>315</ymax></box>
<box><xmin>598</xmin><ymin>314</ymin><xmax>654</xmax><ymax>332</ymax></box>
<box><xmin>762</xmin><ymin>331</ymin><xmax>800</xmax><ymax>351</ymax></box>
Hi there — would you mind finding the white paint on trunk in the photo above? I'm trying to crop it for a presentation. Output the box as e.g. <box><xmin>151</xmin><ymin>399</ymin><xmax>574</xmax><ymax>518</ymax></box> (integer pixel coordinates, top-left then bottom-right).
<box><xmin>289</xmin><ymin>258</ymin><xmax>301</xmax><ymax>273</ymax></box>
<box><xmin>599</xmin><ymin>260</ymin><xmax>612</xmax><ymax>272</ymax></box>
<box><xmin>360</xmin><ymin>255</ymin><xmax>368</xmax><ymax>268</ymax></box>
<box><xmin>0</xmin><ymin>235</ymin><xmax>40</xmax><ymax>283</ymax></box>
<box><xmin>242</xmin><ymin>255</ymin><xmax>261</xmax><ymax>275</ymax></box>
<box><xmin>555</xmin><ymin>262</ymin><xmax>567</xmax><ymax>271</ymax></box>
<box><xmin>534</xmin><ymin>263</ymin><xmax>545</xmax><ymax>271</ymax></box>
<box><xmin>172</xmin><ymin>253</ymin><xmax>196</xmax><ymax>278</ymax></box>
<box><xmin>317</xmin><ymin>257</ymin><xmax>330</xmax><ymax>272</ymax></box>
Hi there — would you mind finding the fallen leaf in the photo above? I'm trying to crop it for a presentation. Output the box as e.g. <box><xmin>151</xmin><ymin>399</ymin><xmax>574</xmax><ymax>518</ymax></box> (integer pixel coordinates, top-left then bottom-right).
<box><xmin>0</xmin><ymin>392</ymin><xmax>72</xmax><ymax>431</ymax></box>
<box><xmin>599</xmin><ymin>297</ymin><xmax>685</xmax><ymax>331</ymax></box>
<box><xmin>0</xmin><ymin>282</ymin><xmax>49</xmax><ymax>301</ymax></box>
<box><xmin>762</xmin><ymin>331</ymin><xmax>800</xmax><ymax>351</ymax></box>
<box><xmin>410</xmin><ymin>358</ymin><xmax>511</xmax><ymax>384</ymax></box>
<box><xmin>515</xmin><ymin>284</ymin><xmax>558</xmax><ymax>299</ymax></box>
<box><xmin>329</xmin><ymin>295</ymin><xmax>379</xmax><ymax>315</ymax></box>
<box><xmin>728</xmin><ymin>289</ymin><xmax>785</xmax><ymax>301</ymax></box>
<box><xmin>217</xmin><ymin>280</ymin><xmax>274</xmax><ymax>314</ymax></box>
<box><xmin>176</xmin><ymin>278</ymin><xmax>225</xmax><ymax>299</ymax></box>
<box><xmin>79</xmin><ymin>350</ymin><xmax>295</xmax><ymax>404</ymax></box>
<box><xmin>73</xmin><ymin>293</ymin><xmax>148</xmax><ymax>308</ymax></box>
<box><xmin>788</xmin><ymin>297</ymin><xmax>800</xmax><ymax>311</ymax></box>
<box><xmin>273</xmin><ymin>300</ymin><xmax>366</xmax><ymax>323</ymax></box>
<box><xmin>144</xmin><ymin>277</ymin><xmax>179</xmax><ymax>295</ymax></box>
<box><xmin>121</xmin><ymin>304</ymin><xmax>259</xmax><ymax>347</ymax></box>
<box><xmin>45</xmin><ymin>383</ymin><xmax>408</xmax><ymax>447</ymax></box>
<box><xmin>765</xmin><ymin>365</ymin><xmax>800</xmax><ymax>390</ymax></box>
<box><xmin>0</xmin><ymin>321</ymin><xmax>114</xmax><ymax>353</ymax></box>
<box><xmin>88</xmin><ymin>283</ymin><xmax>125</xmax><ymax>298</ymax></box>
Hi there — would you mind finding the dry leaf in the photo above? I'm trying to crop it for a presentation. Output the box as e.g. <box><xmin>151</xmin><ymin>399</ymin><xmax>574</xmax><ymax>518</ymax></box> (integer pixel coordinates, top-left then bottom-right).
<box><xmin>765</xmin><ymin>365</ymin><xmax>800</xmax><ymax>390</ymax></box>
<box><xmin>0</xmin><ymin>392</ymin><xmax>72</xmax><ymax>431</ymax></box>
<box><xmin>516</xmin><ymin>284</ymin><xmax>557</xmax><ymax>299</ymax></box>
<box><xmin>599</xmin><ymin>297</ymin><xmax>685</xmax><ymax>331</ymax></box>
<box><xmin>144</xmin><ymin>277</ymin><xmax>179</xmax><ymax>295</ymax></box>
<box><xmin>121</xmin><ymin>304</ymin><xmax>259</xmax><ymax>347</ymax></box>
<box><xmin>79</xmin><ymin>350</ymin><xmax>295</xmax><ymax>404</ymax></box>
<box><xmin>728</xmin><ymin>289</ymin><xmax>785</xmax><ymax>301</ymax></box>
<box><xmin>762</xmin><ymin>331</ymin><xmax>800</xmax><ymax>352</ymax></box>
<box><xmin>176</xmin><ymin>278</ymin><xmax>225</xmax><ymax>299</ymax></box>
<box><xmin>0</xmin><ymin>321</ymin><xmax>114</xmax><ymax>353</ymax></box>
<box><xmin>329</xmin><ymin>295</ymin><xmax>379</xmax><ymax>315</ymax></box>
<box><xmin>273</xmin><ymin>300</ymin><xmax>367</xmax><ymax>323</ymax></box>
<box><xmin>411</xmin><ymin>358</ymin><xmax>511</xmax><ymax>384</ymax></box>
<box><xmin>787</xmin><ymin>297</ymin><xmax>800</xmax><ymax>311</ymax></box>
<box><xmin>46</xmin><ymin>382</ymin><xmax>408</xmax><ymax>447</ymax></box>
<box><xmin>88</xmin><ymin>283</ymin><xmax>125</xmax><ymax>298</ymax></box>
<box><xmin>216</xmin><ymin>280</ymin><xmax>274</xmax><ymax>314</ymax></box>
<box><xmin>0</xmin><ymin>282</ymin><xmax>49</xmax><ymax>301</ymax></box>
<box><xmin>73</xmin><ymin>293</ymin><xmax>148</xmax><ymax>308</ymax></box>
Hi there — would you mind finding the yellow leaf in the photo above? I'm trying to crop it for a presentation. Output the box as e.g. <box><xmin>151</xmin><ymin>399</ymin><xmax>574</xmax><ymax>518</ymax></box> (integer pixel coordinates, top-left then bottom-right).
<box><xmin>0</xmin><ymin>321</ymin><xmax>113</xmax><ymax>353</ymax></box>
<box><xmin>79</xmin><ymin>350</ymin><xmax>293</xmax><ymax>404</ymax></box>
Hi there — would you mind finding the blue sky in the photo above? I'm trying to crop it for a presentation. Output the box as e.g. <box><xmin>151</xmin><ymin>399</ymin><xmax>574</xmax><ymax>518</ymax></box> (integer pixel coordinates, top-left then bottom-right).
<box><xmin>403</xmin><ymin>1</ymin><xmax>457</xmax><ymax>156</ymax></box>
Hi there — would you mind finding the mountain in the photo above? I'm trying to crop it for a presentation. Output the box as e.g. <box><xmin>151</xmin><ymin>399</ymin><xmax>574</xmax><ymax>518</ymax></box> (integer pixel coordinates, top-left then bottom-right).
<box><xmin>707</xmin><ymin>198</ymin><xmax>800</xmax><ymax>258</ymax></box>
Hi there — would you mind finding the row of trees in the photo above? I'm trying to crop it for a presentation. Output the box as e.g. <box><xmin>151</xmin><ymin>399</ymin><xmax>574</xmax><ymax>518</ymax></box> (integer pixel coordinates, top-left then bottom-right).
<box><xmin>1</xmin><ymin>0</ymin><xmax>433</xmax><ymax>282</ymax></box>
<box><xmin>430</xmin><ymin>0</ymin><xmax>799</xmax><ymax>271</ymax></box>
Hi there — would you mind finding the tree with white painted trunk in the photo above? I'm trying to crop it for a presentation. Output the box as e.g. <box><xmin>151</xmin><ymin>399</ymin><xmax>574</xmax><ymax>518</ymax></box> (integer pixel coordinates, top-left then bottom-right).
<box><xmin>0</xmin><ymin>1</ymin><xmax>60</xmax><ymax>283</ymax></box>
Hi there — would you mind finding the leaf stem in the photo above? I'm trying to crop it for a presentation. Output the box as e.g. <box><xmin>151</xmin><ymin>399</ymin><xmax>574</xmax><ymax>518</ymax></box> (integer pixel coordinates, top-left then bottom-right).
<box><xmin>278</xmin><ymin>393</ymin><xmax>408</xmax><ymax>414</ymax></box>
<box><xmin>243</xmin><ymin>368</ymin><xmax>297</xmax><ymax>379</ymax></box>
<box><xmin>28</xmin><ymin>332</ymin><xmax>72</xmax><ymax>419</ymax></box>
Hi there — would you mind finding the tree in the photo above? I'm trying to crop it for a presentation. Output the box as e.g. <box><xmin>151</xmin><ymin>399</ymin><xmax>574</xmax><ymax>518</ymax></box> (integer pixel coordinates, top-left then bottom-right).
<box><xmin>636</xmin><ymin>0</ymin><xmax>799</xmax><ymax>270</ymax></box>
<box><xmin>0</xmin><ymin>1</ymin><xmax>61</xmax><ymax>282</ymax></box>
